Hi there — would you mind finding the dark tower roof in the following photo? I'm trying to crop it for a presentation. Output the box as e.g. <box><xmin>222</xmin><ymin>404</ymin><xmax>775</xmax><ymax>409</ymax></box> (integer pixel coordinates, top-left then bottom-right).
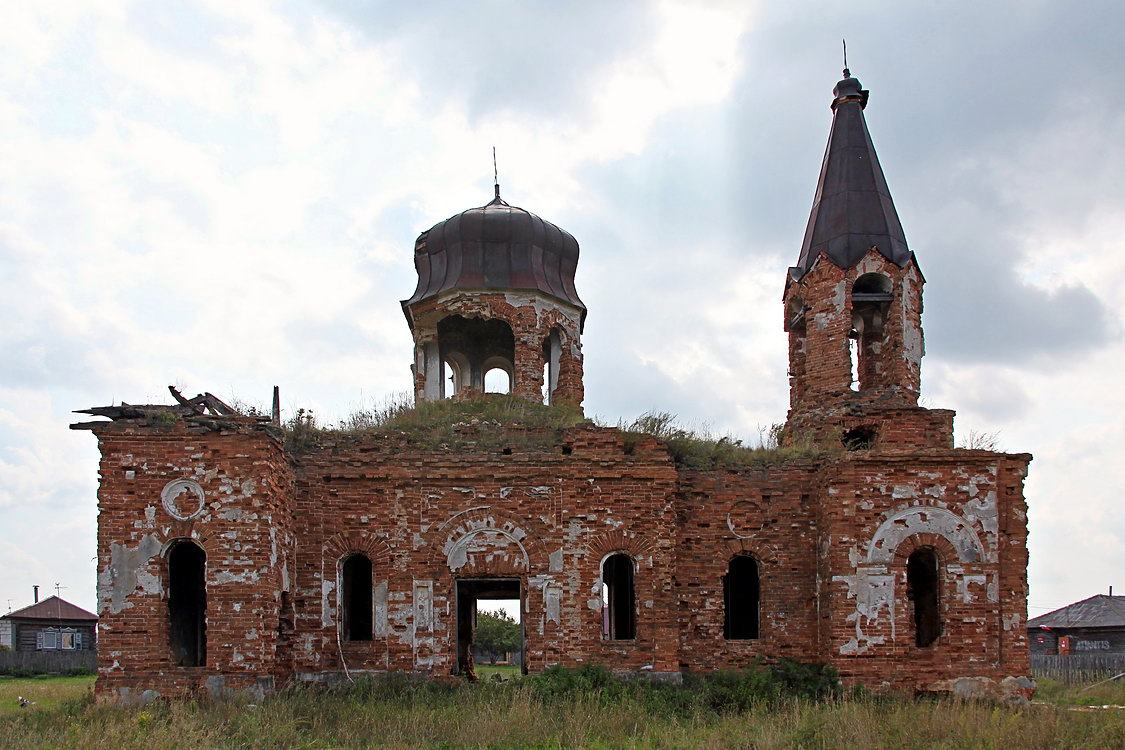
<box><xmin>793</xmin><ymin>70</ymin><xmax>913</xmax><ymax>278</ymax></box>
<box><xmin>402</xmin><ymin>186</ymin><xmax>586</xmax><ymax>326</ymax></box>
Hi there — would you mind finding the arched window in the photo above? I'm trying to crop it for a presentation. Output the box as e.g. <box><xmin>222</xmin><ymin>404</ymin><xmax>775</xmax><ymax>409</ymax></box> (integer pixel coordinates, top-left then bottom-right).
<box><xmin>484</xmin><ymin>367</ymin><xmax>510</xmax><ymax>394</ymax></box>
<box><xmin>341</xmin><ymin>554</ymin><xmax>373</xmax><ymax>641</ymax></box>
<box><xmin>444</xmin><ymin>352</ymin><xmax>470</xmax><ymax>399</ymax></box>
<box><xmin>542</xmin><ymin>328</ymin><xmax>562</xmax><ymax>404</ymax></box>
<box><xmin>907</xmin><ymin>547</ymin><xmax>941</xmax><ymax>647</ymax></box>
<box><xmin>601</xmin><ymin>554</ymin><xmax>635</xmax><ymax>640</ymax></box>
<box><xmin>850</xmin><ymin>273</ymin><xmax>893</xmax><ymax>391</ymax></box>
<box><xmin>723</xmin><ymin>555</ymin><xmax>760</xmax><ymax>639</ymax></box>
<box><xmin>168</xmin><ymin>541</ymin><xmax>206</xmax><ymax>666</ymax></box>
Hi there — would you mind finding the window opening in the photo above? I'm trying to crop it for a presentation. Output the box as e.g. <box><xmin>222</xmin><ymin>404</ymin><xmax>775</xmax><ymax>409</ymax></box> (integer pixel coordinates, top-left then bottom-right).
<box><xmin>443</xmin><ymin>360</ymin><xmax>454</xmax><ymax>398</ymax></box>
<box><xmin>851</xmin><ymin>274</ymin><xmax>893</xmax><ymax>391</ymax></box>
<box><xmin>842</xmin><ymin>426</ymin><xmax>877</xmax><ymax>451</ymax></box>
<box><xmin>723</xmin><ymin>555</ymin><xmax>760</xmax><ymax>639</ymax></box>
<box><xmin>484</xmin><ymin>368</ymin><xmax>510</xmax><ymax>394</ymax></box>
<box><xmin>541</xmin><ymin>329</ymin><xmax>562</xmax><ymax>404</ymax></box>
<box><xmin>456</xmin><ymin>579</ymin><xmax>524</xmax><ymax>679</ymax></box>
<box><xmin>907</xmin><ymin>547</ymin><xmax>941</xmax><ymax>647</ymax></box>
<box><xmin>168</xmin><ymin>541</ymin><xmax>207</xmax><ymax>666</ymax></box>
<box><xmin>341</xmin><ymin>554</ymin><xmax>373</xmax><ymax>641</ymax></box>
<box><xmin>602</xmin><ymin>554</ymin><xmax>636</xmax><ymax>640</ymax></box>
<box><xmin>847</xmin><ymin>336</ymin><xmax>860</xmax><ymax>391</ymax></box>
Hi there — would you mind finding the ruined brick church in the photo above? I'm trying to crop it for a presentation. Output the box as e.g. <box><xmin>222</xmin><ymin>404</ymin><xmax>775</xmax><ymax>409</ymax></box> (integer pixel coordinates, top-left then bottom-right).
<box><xmin>75</xmin><ymin>70</ymin><xmax>1034</xmax><ymax>703</ymax></box>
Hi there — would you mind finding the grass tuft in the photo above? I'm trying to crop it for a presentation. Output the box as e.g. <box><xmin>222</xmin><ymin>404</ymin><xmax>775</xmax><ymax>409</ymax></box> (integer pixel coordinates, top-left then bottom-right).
<box><xmin>282</xmin><ymin>393</ymin><xmax>588</xmax><ymax>454</ymax></box>
<box><xmin>619</xmin><ymin>411</ymin><xmax>836</xmax><ymax>469</ymax></box>
<box><xmin>2</xmin><ymin>672</ymin><xmax>1125</xmax><ymax>749</ymax></box>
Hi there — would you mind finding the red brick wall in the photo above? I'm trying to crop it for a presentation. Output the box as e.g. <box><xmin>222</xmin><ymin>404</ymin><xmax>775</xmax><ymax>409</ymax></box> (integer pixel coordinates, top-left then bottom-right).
<box><xmin>815</xmin><ymin>451</ymin><xmax>1032</xmax><ymax>695</ymax></box>
<box><xmin>285</xmin><ymin>426</ymin><xmax>679</xmax><ymax>679</ymax></box>
<box><xmin>90</xmin><ymin>416</ymin><xmax>292</xmax><ymax>700</ymax></box>
<box><xmin>83</xmin><ymin>415</ymin><xmax>1031</xmax><ymax>701</ymax></box>
<box><xmin>784</xmin><ymin>250</ymin><xmax>924</xmax><ymax>413</ymax></box>
<box><xmin>405</xmin><ymin>291</ymin><xmax>585</xmax><ymax>407</ymax></box>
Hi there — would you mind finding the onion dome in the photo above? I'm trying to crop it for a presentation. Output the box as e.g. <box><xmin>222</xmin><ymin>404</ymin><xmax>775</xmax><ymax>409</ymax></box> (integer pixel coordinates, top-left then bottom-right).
<box><xmin>792</xmin><ymin>69</ymin><xmax>913</xmax><ymax>279</ymax></box>
<box><xmin>402</xmin><ymin>185</ymin><xmax>585</xmax><ymax>326</ymax></box>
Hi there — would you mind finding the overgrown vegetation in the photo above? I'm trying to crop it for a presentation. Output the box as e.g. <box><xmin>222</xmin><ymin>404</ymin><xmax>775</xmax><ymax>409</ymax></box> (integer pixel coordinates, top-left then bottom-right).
<box><xmin>282</xmin><ymin>394</ymin><xmax>587</xmax><ymax>454</ymax></box>
<box><xmin>1035</xmin><ymin>676</ymin><xmax>1125</xmax><ymax>707</ymax></box>
<box><xmin>959</xmin><ymin>428</ymin><xmax>1003</xmax><ymax>451</ymax></box>
<box><xmin>278</xmin><ymin>394</ymin><xmax>837</xmax><ymax>469</ymax></box>
<box><xmin>620</xmin><ymin>411</ymin><xmax>835</xmax><ymax>469</ymax></box>
<box><xmin>3</xmin><ymin>670</ymin><xmax>1124</xmax><ymax>749</ymax></box>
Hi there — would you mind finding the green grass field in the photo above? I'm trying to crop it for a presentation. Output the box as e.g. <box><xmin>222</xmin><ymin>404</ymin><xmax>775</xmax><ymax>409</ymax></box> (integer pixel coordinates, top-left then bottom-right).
<box><xmin>475</xmin><ymin>663</ymin><xmax>522</xmax><ymax>680</ymax></box>
<box><xmin>0</xmin><ymin>675</ymin><xmax>95</xmax><ymax>718</ymax></box>
<box><xmin>0</xmin><ymin>672</ymin><xmax>1122</xmax><ymax>749</ymax></box>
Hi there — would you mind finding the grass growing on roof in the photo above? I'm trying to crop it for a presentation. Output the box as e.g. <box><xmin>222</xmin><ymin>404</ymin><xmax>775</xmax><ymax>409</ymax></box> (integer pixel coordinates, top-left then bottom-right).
<box><xmin>620</xmin><ymin>411</ymin><xmax>836</xmax><ymax>469</ymax></box>
<box><xmin>283</xmin><ymin>393</ymin><xmax>588</xmax><ymax>453</ymax></box>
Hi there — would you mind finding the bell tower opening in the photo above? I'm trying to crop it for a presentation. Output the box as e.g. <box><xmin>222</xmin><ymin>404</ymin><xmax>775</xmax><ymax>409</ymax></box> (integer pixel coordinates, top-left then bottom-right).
<box><xmin>435</xmin><ymin>316</ymin><xmax>515</xmax><ymax>398</ymax></box>
<box><xmin>850</xmin><ymin>273</ymin><xmax>893</xmax><ymax>392</ymax></box>
<box><xmin>402</xmin><ymin>187</ymin><xmax>586</xmax><ymax>408</ymax></box>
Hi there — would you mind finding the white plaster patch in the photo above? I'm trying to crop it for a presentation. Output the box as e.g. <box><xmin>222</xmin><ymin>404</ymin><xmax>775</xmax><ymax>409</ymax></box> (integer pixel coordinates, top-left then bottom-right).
<box><xmin>867</xmin><ymin>506</ymin><xmax>987</xmax><ymax>564</ymax></box>
<box><xmin>98</xmin><ymin>534</ymin><xmax>163</xmax><ymax>615</ymax></box>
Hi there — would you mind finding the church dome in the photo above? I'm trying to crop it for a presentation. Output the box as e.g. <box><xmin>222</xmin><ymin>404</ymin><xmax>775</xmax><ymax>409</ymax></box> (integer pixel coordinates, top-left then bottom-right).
<box><xmin>402</xmin><ymin>187</ymin><xmax>585</xmax><ymax>318</ymax></box>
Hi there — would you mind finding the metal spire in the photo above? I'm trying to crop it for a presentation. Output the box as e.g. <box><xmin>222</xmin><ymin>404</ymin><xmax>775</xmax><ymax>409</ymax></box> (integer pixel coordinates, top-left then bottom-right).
<box><xmin>493</xmin><ymin>146</ymin><xmax>500</xmax><ymax>199</ymax></box>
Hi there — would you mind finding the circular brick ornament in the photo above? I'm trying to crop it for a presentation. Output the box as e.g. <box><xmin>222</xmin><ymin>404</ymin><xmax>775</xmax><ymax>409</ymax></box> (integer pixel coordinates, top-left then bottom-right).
<box><xmin>161</xmin><ymin>479</ymin><xmax>205</xmax><ymax>521</ymax></box>
<box><xmin>727</xmin><ymin>499</ymin><xmax>764</xmax><ymax>539</ymax></box>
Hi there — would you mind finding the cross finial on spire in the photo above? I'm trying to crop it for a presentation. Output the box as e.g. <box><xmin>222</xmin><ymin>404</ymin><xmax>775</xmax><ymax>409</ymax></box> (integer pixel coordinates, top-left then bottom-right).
<box><xmin>493</xmin><ymin>146</ymin><xmax>500</xmax><ymax>199</ymax></box>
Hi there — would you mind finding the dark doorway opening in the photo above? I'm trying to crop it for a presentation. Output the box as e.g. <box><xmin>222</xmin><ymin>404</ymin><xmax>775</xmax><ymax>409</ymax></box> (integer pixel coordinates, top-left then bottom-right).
<box><xmin>341</xmin><ymin>554</ymin><xmax>373</xmax><ymax>641</ymax></box>
<box><xmin>907</xmin><ymin>547</ymin><xmax>941</xmax><ymax>647</ymax></box>
<box><xmin>602</xmin><ymin>554</ymin><xmax>636</xmax><ymax>640</ymax></box>
<box><xmin>168</xmin><ymin>542</ymin><xmax>206</xmax><ymax>667</ymax></box>
<box><xmin>723</xmin><ymin>555</ymin><xmax>760</xmax><ymax>639</ymax></box>
<box><xmin>455</xmin><ymin>579</ymin><xmax>524</xmax><ymax>678</ymax></box>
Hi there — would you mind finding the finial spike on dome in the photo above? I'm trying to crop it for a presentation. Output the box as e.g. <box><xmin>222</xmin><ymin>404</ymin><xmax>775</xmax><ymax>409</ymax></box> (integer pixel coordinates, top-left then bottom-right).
<box><xmin>493</xmin><ymin>146</ymin><xmax>499</xmax><ymax>196</ymax></box>
<box><xmin>842</xmin><ymin>38</ymin><xmax>848</xmax><ymax>78</ymax></box>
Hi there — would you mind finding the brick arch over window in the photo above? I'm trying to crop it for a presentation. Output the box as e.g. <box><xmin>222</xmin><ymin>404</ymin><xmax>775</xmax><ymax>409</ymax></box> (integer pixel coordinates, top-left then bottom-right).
<box><xmin>422</xmin><ymin>506</ymin><xmax>547</xmax><ymax>576</ymax></box>
<box><xmin>321</xmin><ymin>531</ymin><xmax>392</xmax><ymax>569</ymax></box>
<box><xmin>866</xmin><ymin>506</ymin><xmax>985</xmax><ymax>565</ymax></box>
<box><xmin>719</xmin><ymin>538</ymin><xmax>780</xmax><ymax>565</ymax></box>
<box><xmin>160</xmin><ymin>533</ymin><xmax>212</xmax><ymax>557</ymax></box>
<box><xmin>582</xmin><ymin>530</ymin><xmax>655</xmax><ymax>562</ymax></box>
<box><xmin>888</xmin><ymin>532</ymin><xmax>960</xmax><ymax>568</ymax></box>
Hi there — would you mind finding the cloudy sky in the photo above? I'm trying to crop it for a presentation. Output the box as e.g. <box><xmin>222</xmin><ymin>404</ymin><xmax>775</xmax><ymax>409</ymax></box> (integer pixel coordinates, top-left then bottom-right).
<box><xmin>1</xmin><ymin>0</ymin><xmax>1121</xmax><ymax>623</ymax></box>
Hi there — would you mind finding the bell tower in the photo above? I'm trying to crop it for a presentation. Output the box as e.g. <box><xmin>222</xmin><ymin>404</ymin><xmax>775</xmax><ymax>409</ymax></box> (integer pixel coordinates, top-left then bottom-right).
<box><xmin>784</xmin><ymin>69</ymin><xmax>949</xmax><ymax>449</ymax></box>
<box><xmin>402</xmin><ymin>184</ymin><xmax>586</xmax><ymax>408</ymax></box>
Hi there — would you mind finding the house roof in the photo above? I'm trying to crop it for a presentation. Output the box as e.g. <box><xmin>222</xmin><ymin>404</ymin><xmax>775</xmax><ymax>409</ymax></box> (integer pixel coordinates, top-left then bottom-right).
<box><xmin>1027</xmin><ymin>595</ymin><xmax>1125</xmax><ymax>629</ymax></box>
<box><xmin>2</xmin><ymin>595</ymin><xmax>97</xmax><ymax>621</ymax></box>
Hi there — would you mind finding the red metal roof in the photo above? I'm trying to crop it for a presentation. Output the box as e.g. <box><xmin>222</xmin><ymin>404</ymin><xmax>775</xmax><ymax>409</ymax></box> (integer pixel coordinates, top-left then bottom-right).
<box><xmin>2</xmin><ymin>595</ymin><xmax>97</xmax><ymax>621</ymax></box>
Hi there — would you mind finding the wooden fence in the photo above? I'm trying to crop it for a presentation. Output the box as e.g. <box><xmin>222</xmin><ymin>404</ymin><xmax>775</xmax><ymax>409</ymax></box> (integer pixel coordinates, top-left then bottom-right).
<box><xmin>0</xmin><ymin>650</ymin><xmax>96</xmax><ymax>675</ymax></box>
<box><xmin>1031</xmin><ymin>653</ymin><xmax>1125</xmax><ymax>683</ymax></box>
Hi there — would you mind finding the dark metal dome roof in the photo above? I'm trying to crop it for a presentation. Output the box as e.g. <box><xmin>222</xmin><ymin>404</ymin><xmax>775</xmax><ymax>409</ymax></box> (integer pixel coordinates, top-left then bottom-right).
<box><xmin>402</xmin><ymin>187</ymin><xmax>585</xmax><ymax>323</ymax></box>
<box><xmin>792</xmin><ymin>70</ymin><xmax>913</xmax><ymax>279</ymax></box>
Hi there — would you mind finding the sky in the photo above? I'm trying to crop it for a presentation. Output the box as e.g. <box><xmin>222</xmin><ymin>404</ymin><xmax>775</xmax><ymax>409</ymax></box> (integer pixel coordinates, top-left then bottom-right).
<box><xmin>1</xmin><ymin>0</ymin><xmax>1122</xmax><ymax>624</ymax></box>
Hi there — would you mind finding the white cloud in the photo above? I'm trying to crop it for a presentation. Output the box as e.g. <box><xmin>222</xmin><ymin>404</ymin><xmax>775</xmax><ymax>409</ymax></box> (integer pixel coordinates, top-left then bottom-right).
<box><xmin>0</xmin><ymin>0</ymin><xmax>1121</xmax><ymax>621</ymax></box>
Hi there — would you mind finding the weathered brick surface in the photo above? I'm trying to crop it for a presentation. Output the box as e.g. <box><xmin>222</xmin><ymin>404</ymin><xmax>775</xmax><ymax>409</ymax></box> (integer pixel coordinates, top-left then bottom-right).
<box><xmin>79</xmin><ymin>231</ymin><xmax>1032</xmax><ymax>704</ymax></box>
<box><xmin>405</xmin><ymin>291</ymin><xmax>584</xmax><ymax>406</ymax></box>
<box><xmin>90</xmin><ymin>418</ymin><xmax>293</xmax><ymax>700</ymax></box>
<box><xmin>784</xmin><ymin>250</ymin><xmax>924</xmax><ymax>413</ymax></box>
<box><xmin>84</xmin><ymin>413</ymin><xmax>1031</xmax><ymax>701</ymax></box>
